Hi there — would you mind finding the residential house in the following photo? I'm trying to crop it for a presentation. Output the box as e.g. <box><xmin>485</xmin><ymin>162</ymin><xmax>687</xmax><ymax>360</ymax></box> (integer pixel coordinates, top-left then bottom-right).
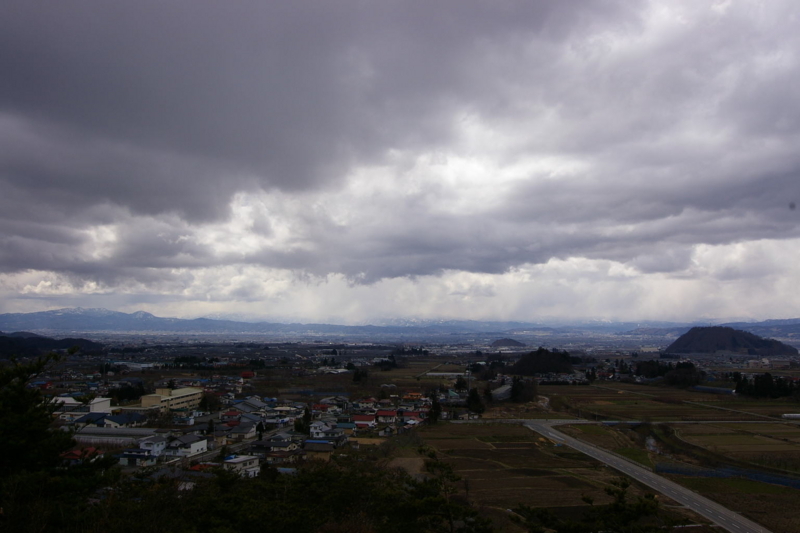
<box><xmin>61</xmin><ymin>447</ymin><xmax>103</xmax><ymax>467</ymax></box>
<box><xmin>352</xmin><ymin>414</ymin><xmax>377</xmax><ymax>429</ymax></box>
<box><xmin>376</xmin><ymin>410</ymin><xmax>397</xmax><ymax>424</ymax></box>
<box><xmin>248</xmin><ymin>440</ymin><xmax>300</xmax><ymax>465</ymax></box>
<box><xmin>319</xmin><ymin>396</ymin><xmax>350</xmax><ymax>410</ymax></box>
<box><xmin>73</xmin><ymin>412</ymin><xmax>109</xmax><ymax>428</ymax></box>
<box><xmin>378</xmin><ymin>426</ymin><xmax>395</xmax><ymax>438</ymax></box>
<box><xmin>139</xmin><ymin>436</ymin><xmax>168</xmax><ymax>457</ymax></box>
<box><xmin>230</xmin><ymin>422</ymin><xmax>257</xmax><ymax>441</ymax></box>
<box><xmin>164</xmin><ymin>435</ymin><xmax>208</xmax><ymax>457</ymax></box>
<box><xmin>336</xmin><ymin>422</ymin><xmax>357</xmax><ymax>435</ymax></box>
<box><xmin>239</xmin><ymin>412</ymin><xmax>263</xmax><ymax>426</ymax></box>
<box><xmin>309</xmin><ymin>423</ymin><xmax>348</xmax><ymax>447</ymax></box>
<box><xmin>262</xmin><ymin>415</ymin><xmax>291</xmax><ymax>429</ymax></box>
<box><xmin>303</xmin><ymin>440</ymin><xmax>335</xmax><ymax>462</ymax></box>
<box><xmin>220</xmin><ymin>410</ymin><xmax>241</xmax><ymax>422</ymax></box>
<box><xmin>232</xmin><ymin>397</ymin><xmax>268</xmax><ymax>415</ymax></box>
<box><xmin>223</xmin><ymin>455</ymin><xmax>261</xmax><ymax>477</ymax></box>
<box><xmin>116</xmin><ymin>449</ymin><xmax>158</xmax><ymax>467</ymax></box>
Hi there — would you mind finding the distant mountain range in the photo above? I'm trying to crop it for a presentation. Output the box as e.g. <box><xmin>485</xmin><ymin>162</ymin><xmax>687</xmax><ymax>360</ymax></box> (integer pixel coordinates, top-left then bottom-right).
<box><xmin>1</xmin><ymin>308</ymin><xmax>799</xmax><ymax>342</ymax></box>
<box><xmin>665</xmin><ymin>326</ymin><xmax>798</xmax><ymax>356</ymax></box>
<box><xmin>616</xmin><ymin>319</ymin><xmax>800</xmax><ymax>342</ymax></box>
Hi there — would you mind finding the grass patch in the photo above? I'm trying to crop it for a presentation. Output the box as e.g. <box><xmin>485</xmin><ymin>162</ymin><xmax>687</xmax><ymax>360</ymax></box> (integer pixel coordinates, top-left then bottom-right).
<box><xmin>575</xmin><ymin>425</ymin><xmax>611</xmax><ymax>436</ymax></box>
<box><xmin>614</xmin><ymin>447</ymin><xmax>653</xmax><ymax>468</ymax></box>
<box><xmin>477</xmin><ymin>435</ymin><xmax>539</xmax><ymax>443</ymax></box>
<box><xmin>672</xmin><ymin>476</ymin><xmax>794</xmax><ymax>495</ymax></box>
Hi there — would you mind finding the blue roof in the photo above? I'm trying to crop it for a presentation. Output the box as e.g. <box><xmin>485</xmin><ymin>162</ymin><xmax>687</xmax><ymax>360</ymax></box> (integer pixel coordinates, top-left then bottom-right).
<box><xmin>75</xmin><ymin>413</ymin><xmax>107</xmax><ymax>424</ymax></box>
<box><xmin>106</xmin><ymin>413</ymin><xmax>147</xmax><ymax>424</ymax></box>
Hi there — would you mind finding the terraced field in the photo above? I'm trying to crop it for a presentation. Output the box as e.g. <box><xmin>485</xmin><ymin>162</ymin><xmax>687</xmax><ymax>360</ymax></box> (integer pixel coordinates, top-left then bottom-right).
<box><xmin>418</xmin><ymin>422</ymin><xmax>705</xmax><ymax>532</ymax></box>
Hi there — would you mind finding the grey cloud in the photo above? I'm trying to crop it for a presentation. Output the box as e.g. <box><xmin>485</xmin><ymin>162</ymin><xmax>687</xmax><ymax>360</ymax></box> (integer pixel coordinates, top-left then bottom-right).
<box><xmin>3</xmin><ymin>1</ymin><xmax>800</xmax><ymax>298</ymax></box>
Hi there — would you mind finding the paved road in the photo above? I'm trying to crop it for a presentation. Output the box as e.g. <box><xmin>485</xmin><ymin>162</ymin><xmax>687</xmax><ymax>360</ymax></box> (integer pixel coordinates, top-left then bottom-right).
<box><xmin>523</xmin><ymin>421</ymin><xmax>771</xmax><ymax>533</ymax></box>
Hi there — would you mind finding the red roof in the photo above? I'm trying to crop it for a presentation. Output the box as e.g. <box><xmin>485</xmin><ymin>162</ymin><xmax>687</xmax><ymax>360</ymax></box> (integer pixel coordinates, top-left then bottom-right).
<box><xmin>376</xmin><ymin>410</ymin><xmax>396</xmax><ymax>416</ymax></box>
<box><xmin>352</xmin><ymin>414</ymin><xmax>376</xmax><ymax>422</ymax></box>
<box><xmin>190</xmin><ymin>463</ymin><xmax>218</xmax><ymax>471</ymax></box>
<box><xmin>61</xmin><ymin>447</ymin><xmax>102</xmax><ymax>460</ymax></box>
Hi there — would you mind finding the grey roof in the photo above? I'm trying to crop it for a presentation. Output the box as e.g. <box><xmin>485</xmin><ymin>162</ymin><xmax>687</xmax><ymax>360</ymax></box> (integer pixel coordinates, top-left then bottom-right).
<box><xmin>139</xmin><ymin>436</ymin><xmax>167</xmax><ymax>444</ymax></box>
<box><xmin>69</xmin><ymin>426</ymin><xmax>157</xmax><ymax>438</ymax></box>
<box><xmin>231</xmin><ymin>423</ymin><xmax>256</xmax><ymax>434</ymax></box>
<box><xmin>304</xmin><ymin>442</ymin><xmax>334</xmax><ymax>452</ymax></box>
<box><xmin>233</xmin><ymin>402</ymin><xmax>259</xmax><ymax>413</ymax></box>
<box><xmin>242</xmin><ymin>398</ymin><xmax>268</xmax><ymax>409</ymax></box>
<box><xmin>170</xmin><ymin>434</ymin><xmax>206</xmax><ymax>447</ymax></box>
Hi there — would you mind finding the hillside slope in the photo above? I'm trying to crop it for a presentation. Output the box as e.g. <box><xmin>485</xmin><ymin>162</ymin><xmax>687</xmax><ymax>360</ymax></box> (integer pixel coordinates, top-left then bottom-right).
<box><xmin>665</xmin><ymin>326</ymin><xmax>797</xmax><ymax>356</ymax></box>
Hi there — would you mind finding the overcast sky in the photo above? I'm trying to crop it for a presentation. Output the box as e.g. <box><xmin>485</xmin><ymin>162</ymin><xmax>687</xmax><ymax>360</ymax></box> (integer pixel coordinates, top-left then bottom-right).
<box><xmin>1</xmin><ymin>1</ymin><xmax>799</xmax><ymax>324</ymax></box>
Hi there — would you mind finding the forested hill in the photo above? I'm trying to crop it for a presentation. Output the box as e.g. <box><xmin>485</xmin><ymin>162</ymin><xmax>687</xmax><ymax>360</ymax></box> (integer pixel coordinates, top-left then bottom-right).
<box><xmin>0</xmin><ymin>334</ymin><xmax>104</xmax><ymax>358</ymax></box>
<box><xmin>665</xmin><ymin>326</ymin><xmax>797</xmax><ymax>356</ymax></box>
<box><xmin>491</xmin><ymin>338</ymin><xmax>525</xmax><ymax>348</ymax></box>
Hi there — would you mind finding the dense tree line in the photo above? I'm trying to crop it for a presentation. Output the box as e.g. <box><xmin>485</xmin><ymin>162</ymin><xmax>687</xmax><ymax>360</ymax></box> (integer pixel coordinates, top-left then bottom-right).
<box><xmin>509</xmin><ymin>347</ymin><xmax>573</xmax><ymax>375</ymax></box>
<box><xmin>374</xmin><ymin>354</ymin><xmax>400</xmax><ymax>371</ymax></box>
<box><xmin>392</xmin><ymin>346</ymin><xmax>429</xmax><ymax>356</ymax></box>
<box><xmin>634</xmin><ymin>360</ymin><xmax>705</xmax><ymax>387</ymax></box>
<box><xmin>172</xmin><ymin>355</ymin><xmax>220</xmax><ymax>369</ymax></box>
<box><xmin>108</xmin><ymin>382</ymin><xmax>146</xmax><ymax>404</ymax></box>
<box><xmin>510</xmin><ymin>376</ymin><xmax>538</xmax><ymax>403</ymax></box>
<box><xmin>734</xmin><ymin>372</ymin><xmax>798</xmax><ymax>399</ymax></box>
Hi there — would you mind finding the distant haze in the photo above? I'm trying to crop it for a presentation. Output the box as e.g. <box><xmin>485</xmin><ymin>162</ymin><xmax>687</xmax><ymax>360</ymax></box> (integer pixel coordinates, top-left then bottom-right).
<box><xmin>2</xmin><ymin>2</ymin><xmax>800</xmax><ymax>324</ymax></box>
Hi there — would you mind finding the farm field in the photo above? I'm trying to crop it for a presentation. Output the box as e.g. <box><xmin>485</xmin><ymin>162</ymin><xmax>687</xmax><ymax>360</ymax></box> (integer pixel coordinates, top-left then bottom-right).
<box><xmin>540</xmin><ymin>383</ymin><xmax>800</xmax><ymax>422</ymax></box>
<box><xmin>664</xmin><ymin>475</ymin><xmax>800</xmax><ymax>533</ymax></box>
<box><xmin>672</xmin><ymin>422</ymin><xmax>800</xmax><ymax>472</ymax></box>
<box><xmin>537</xmin><ymin>420</ymin><xmax>800</xmax><ymax>532</ymax></box>
<box><xmin>558</xmin><ymin>424</ymin><xmax>655</xmax><ymax>468</ymax></box>
<box><xmin>418</xmin><ymin>422</ymin><xmax>708</xmax><ymax>532</ymax></box>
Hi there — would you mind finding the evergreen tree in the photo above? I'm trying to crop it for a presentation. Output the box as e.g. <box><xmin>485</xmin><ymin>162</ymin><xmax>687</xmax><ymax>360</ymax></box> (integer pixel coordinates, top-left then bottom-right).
<box><xmin>294</xmin><ymin>407</ymin><xmax>312</xmax><ymax>434</ymax></box>
<box><xmin>1</xmin><ymin>353</ymin><xmax>119</xmax><ymax>531</ymax></box>
<box><xmin>467</xmin><ymin>388</ymin><xmax>485</xmax><ymax>414</ymax></box>
<box><xmin>428</xmin><ymin>394</ymin><xmax>442</xmax><ymax>424</ymax></box>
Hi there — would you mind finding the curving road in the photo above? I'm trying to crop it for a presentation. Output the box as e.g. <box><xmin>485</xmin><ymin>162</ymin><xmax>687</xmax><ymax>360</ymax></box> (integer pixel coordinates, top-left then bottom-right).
<box><xmin>523</xmin><ymin>421</ymin><xmax>770</xmax><ymax>533</ymax></box>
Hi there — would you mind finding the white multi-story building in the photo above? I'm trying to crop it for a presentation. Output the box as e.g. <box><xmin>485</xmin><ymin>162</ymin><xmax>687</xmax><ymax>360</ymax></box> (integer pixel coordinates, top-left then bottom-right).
<box><xmin>55</xmin><ymin>396</ymin><xmax>113</xmax><ymax>422</ymax></box>
<box><xmin>141</xmin><ymin>387</ymin><xmax>203</xmax><ymax>412</ymax></box>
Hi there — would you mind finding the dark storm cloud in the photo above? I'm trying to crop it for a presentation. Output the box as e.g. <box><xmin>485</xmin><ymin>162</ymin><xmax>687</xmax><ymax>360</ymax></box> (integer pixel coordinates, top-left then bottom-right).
<box><xmin>0</xmin><ymin>1</ymin><xmax>627</xmax><ymax>217</ymax></box>
<box><xmin>2</xmin><ymin>0</ymin><xmax>800</xmax><ymax>295</ymax></box>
